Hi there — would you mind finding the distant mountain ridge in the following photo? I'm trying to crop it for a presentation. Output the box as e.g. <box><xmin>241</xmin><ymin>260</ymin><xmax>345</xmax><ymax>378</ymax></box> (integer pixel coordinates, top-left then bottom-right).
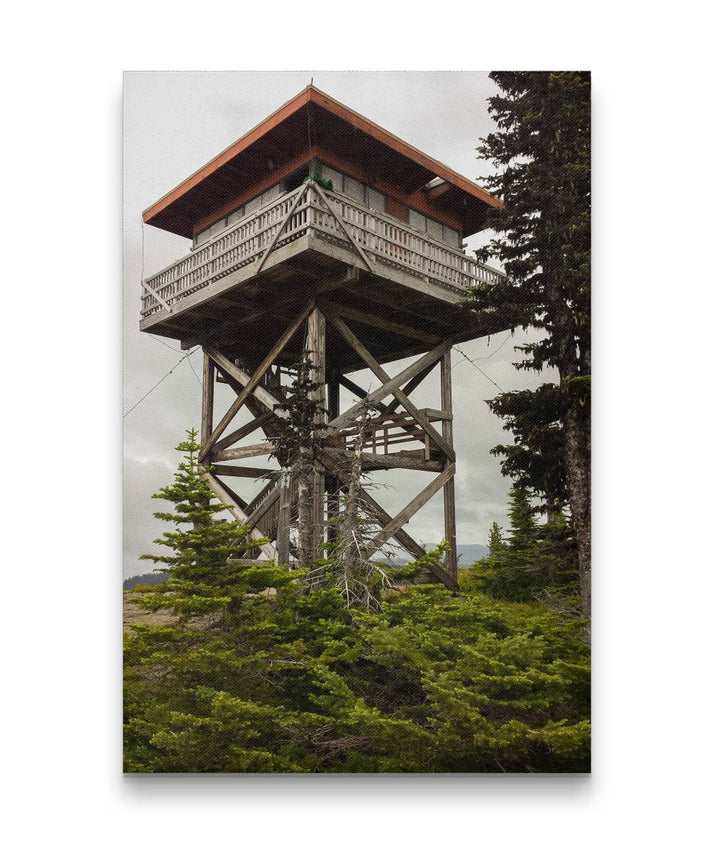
<box><xmin>123</xmin><ymin>545</ymin><xmax>488</xmax><ymax>587</ymax></box>
<box><xmin>123</xmin><ymin>572</ymin><xmax>170</xmax><ymax>590</ymax></box>
<box><xmin>431</xmin><ymin>544</ymin><xmax>489</xmax><ymax>566</ymax></box>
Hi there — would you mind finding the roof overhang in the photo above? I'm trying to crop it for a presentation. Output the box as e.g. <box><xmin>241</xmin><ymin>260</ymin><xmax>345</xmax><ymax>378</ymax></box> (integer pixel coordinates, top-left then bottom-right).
<box><xmin>142</xmin><ymin>85</ymin><xmax>503</xmax><ymax>239</ymax></box>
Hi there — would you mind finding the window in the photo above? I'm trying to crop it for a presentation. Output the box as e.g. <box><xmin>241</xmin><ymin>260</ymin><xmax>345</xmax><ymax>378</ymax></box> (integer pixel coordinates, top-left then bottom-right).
<box><xmin>367</xmin><ymin>187</ymin><xmax>386</xmax><ymax>212</ymax></box>
<box><xmin>261</xmin><ymin>184</ymin><xmax>281</xmax><ymax>207</ymax></box>
<box><xmin>195</xmin><ymin>226</ymin><xmax>212</xmax><ymax>247</ymax></box>
<box><xmin>321</xmin><ymin>165</ymin><xmax>342</xmax><ymax>192</ymax></box>
<box><xmin>443</xmin><ymin>225</ymin><xmax>460</xmax><ymax>248</ymax></box>
<box><xmin>228</xmin><ymin>204</ymin><xmax>245</xmax><ymax>225</ymax></box>
<box><xmin>409</xmin><ymin>209</ymin><xmax>426</xmax><ymax>232</ymax></box>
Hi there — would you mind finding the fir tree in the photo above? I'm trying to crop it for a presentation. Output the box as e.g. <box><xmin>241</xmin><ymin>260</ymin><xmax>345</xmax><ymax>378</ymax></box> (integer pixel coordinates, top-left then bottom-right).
<box><xmin>473</xmin><ymin>72</ymin><xmax>591</xmax><ymax>627</ymax></box>
<box><xmin>487</xmin><ymin>522</ymin><xmax>505</xmax><ymax>557</ymax></box>
<box><xmin>138</xmin><ymin>429</ymin><xmax>281</xmax><ymax>617</ymax></box>
<box><xmin>487</xmin><ymin>385</ymin><xmax>567</xmax><ymax>522</ymax></box>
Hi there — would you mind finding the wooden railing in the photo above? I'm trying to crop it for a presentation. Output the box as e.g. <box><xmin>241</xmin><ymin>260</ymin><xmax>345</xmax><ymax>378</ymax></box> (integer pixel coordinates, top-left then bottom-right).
<box><xmin>141</xmin><ymin>182</ymin><xmax>504</xmax><ymax>319</ymax></box>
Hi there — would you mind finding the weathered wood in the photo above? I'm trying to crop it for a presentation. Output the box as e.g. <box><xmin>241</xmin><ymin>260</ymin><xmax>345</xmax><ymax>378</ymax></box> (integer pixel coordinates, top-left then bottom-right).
<box><xmin>327</xmin><ymin>313</ymin><xmax>455</xmax><ymax>461</ymax></box>
<box><xmin>214</xmin><ymin>412</ymin><xmax>274</xmax><ymax>451</ymax></box>
<box><xmin>141</xmin><ymin>278</ymin><xmax>173</xmax><ymax>313</ymax></box>
<box><xmin>354</xmin><ymin>484</ymin><xmax>458</xmax><ymax>591</ymax></box>
<box><xmin>329</xmin><ymin>339</ymin><xmax>452</xmax><ymax>431</ymax></box>
<box><xmin>371</xmin><ymin>463</ymin><xmax>456</xmax><ymax>551</ymax></box>
<box><xmin>307</xmin><ymin>307</ymin><xmax>327</xmax><ymax>558</ymax></box>
<box><xmin>384</xmin><ymin>361</ymin><xmax>439</xmax><ymax>413</ymax></box>
<box><xmin>440</xmin><ymin>348</ymin><xmax>458</xmax><ymax>585</ymax></box>
<box><xmin>179</xmin><ymin>266</ymin><xmax>360</xmax><ymax>350</ymax></box>
<box><xmin>244</xmin><ymin>484</ymin><xmax>281</xmax><ymax>533</ymax></box>
<box><xmin>203</xmin><ymin>472</ymin><xmax>276</xmax><ymax>560</ymax></box>
<box><xmin>201</xmin><ymin>301</ymin><xmax>313</xmax><ymax>459</ymax></box>
<box><xmin>205</xmin><ymin>347</ymin><xmax>285</xmax><ymax>415</ymax></box>
<box><xmin>255</xmin><ymin>183</ymin><xmax>309</xmax><ymax>274</ymax></box>
<box><xmin>310</xmin><ymin>182</ymin><xmax>375</xmax><ymax>273</ymax></box>
<box><xmin>201</xmin><ymin>351</ymin><xmax>214</xmax><ymax>446</ymax></box>
<box><xmin>141</xmin><ymin>233</ymin><xmax>312</xmax><ymax>331</ymax></box>
<box><xmin>320</xmin><ymin>300</ymin><xmax>440</xmax><ymax>345</ymax></box>
<box><xmin>276</xmin><ymin>469</ymin><xmax>291</xmax><ymax>566</ymax></box>
<box><xmin>209</xmin><ymin>464</ymin><xmax>275</xmax><ymax>479</ymax></box>
<box><xmin>211</xmin><ymin>442</ymin><xmax>276</xmax><ymax>461</ymax></box>
<box><xmin>323</xmin><ymin>447</ymin><xmax>443</xmax><ymax>472</ymax></box>
<box><xmin>327</xmin><ymin>377</ymin><xmax>340</xmax><ymax>421</ymax></box>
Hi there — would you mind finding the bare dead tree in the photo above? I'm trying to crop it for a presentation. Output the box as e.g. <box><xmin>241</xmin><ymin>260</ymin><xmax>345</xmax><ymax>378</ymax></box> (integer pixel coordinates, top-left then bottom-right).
<box><xmin>324</xmin><ymin>401</ymin><xmax>396</xmax><ymax>611</ymax></box>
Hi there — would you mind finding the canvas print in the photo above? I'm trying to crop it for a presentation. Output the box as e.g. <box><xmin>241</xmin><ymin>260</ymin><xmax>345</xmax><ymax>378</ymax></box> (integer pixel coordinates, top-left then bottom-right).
<box><xmin>123</xmin><ymin>71</ymin><xmax>591</xmax><ymax>773</ymax></box>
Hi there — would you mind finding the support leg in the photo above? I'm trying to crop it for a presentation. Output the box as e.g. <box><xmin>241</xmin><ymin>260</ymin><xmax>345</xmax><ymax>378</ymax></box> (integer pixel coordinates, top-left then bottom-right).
<box><xmin>306</xmin><ymin>307</ymin><xmax>327</xmax><ymax>559</ymax></box>
<box><xmin>441</xmin><ymin>348</ymin><xmax>458</xmax><ymax>586</ymax></box>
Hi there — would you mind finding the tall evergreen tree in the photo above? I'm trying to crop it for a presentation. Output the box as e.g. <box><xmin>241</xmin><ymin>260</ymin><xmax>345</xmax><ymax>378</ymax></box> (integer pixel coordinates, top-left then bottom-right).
<box><xmin>474</xmin><ymin>72</ymin><xmax>591</xmax><ymax>627</ymax></box>
<box><xmin>487</xmin><ymin>384</ymin><xmax>567</xmax><ymax>522</ymax></box>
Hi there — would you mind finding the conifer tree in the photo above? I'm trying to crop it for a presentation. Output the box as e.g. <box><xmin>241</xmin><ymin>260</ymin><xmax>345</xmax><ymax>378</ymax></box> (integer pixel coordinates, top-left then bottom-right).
<box><xmin>473</xmin><ymin>72</ymin><xmax>591</xmax><ymax>626</ymax></box>
<box><xmin>139</xmin><ymin>429</ymin><xmax>275</xmax><ymax>617</ymax></box>
<box><xmin>487</xmin><ymin>522</ymin><xmax>505</xmax><ymax>557</ymax></box>
<box><xmin>271</xmin><ymin>351</ymin><xmax>327</xmax><ymax>569</ymax></box>
<box><xmin>487</xmin><ymin>385</ymin><xmax>567</xmax><ymax>522</ymax></box>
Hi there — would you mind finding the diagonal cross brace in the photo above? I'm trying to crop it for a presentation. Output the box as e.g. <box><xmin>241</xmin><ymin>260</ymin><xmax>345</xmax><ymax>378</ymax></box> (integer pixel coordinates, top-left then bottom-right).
<box><xmin>329</xmin><ymin>338</ymin><xmax>453</xmax><ymax>432</ymax></box>
<box><xmin>309</xmin><ymin>181</ymin><xmax>375</xmax><ymax>274</ymax></box>
<box><xmin>200</xmin><ymin>300</ymin><xmax>314</xmax><ymax>460</ymax></box>
<box><xmin>327</xmin><ymin>313</ymin><xmax>454</xmax><ymax>461</ymax></box>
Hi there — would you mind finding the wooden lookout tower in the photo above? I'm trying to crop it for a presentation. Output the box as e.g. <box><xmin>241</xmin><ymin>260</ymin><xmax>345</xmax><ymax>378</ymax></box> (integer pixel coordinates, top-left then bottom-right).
<box><xmin>140</xmin><ymin>85</ymin><xmax>505</xmax><ymax>590</ymax></box>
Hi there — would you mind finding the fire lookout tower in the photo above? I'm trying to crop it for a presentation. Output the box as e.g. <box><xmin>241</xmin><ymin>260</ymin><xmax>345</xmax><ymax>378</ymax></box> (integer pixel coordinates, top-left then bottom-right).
<box><xmin>140</xmin><ymin>86</ymin><xmax>505</xmax><ymax>590</ymax></box>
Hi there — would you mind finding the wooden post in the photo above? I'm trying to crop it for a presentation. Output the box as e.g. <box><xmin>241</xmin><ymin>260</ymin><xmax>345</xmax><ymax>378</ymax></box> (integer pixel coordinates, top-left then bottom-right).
<box><xmin>201</xmin><ymin>350</ymin><xmax>214</xmax><ymax>447</ymax></box>
<box><xmin>440</xmin><ymin>348</ymin><xmax>458</xmax><ymax>586</ymax></box>
<box><xmin>306</xmin><ymin>307</ymin><xmax>326</xmax><ymax>559</ymax></box>
<box><xmin>326</xmin><ymin>375</ymin><xmax>340</xmax><ymax>548</ymax></box>
<box><xmin>276</xmin><ymin>469</ymin><xmax>291</xmax><ymax>566</ymax></box>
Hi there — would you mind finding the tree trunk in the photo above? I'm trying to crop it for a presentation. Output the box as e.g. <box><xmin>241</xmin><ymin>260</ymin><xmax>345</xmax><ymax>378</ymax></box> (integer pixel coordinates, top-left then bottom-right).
<box><xmin>340</xmin><ymin>427</ymin><xmax>364</xmax><ymax>582</ymax></box>
<box><xmin>296</xmin><ymin>446</ymin><xmax>314</xmax><ymax>568</ymax></box>
<box><xmin>563</xmin><ymin>394</ymin><xmax>591</xmax><ymax>637</ymax></box>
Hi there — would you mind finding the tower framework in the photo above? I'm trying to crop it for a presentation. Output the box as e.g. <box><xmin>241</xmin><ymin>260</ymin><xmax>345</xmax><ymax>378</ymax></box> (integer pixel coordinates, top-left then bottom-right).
<box><xmin>139</xmin><ymin>87</ymin><xmax>507</xmax><ymax>589</ymax></box>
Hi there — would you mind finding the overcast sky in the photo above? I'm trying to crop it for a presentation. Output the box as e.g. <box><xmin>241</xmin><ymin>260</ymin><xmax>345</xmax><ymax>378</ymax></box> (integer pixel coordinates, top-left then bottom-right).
<box><xmin>122</xmin><ymin>71</ymin><xmax>558</xmax><ymax>578</ymax></box>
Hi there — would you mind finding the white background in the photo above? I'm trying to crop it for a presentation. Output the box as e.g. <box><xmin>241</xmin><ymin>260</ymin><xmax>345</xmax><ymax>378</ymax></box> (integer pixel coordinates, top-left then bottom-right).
<box><xmin>2</xmin><ymin>2</ymin><xmax>717</xmax><ymax>854</ymax></box>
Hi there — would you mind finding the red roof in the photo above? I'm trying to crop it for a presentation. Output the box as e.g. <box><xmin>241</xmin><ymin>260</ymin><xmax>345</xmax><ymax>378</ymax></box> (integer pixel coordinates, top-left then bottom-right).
<box><xmin>143</xmin><ymin>85</ymin><xmax>503</xmax><ymax>239</ymax></box>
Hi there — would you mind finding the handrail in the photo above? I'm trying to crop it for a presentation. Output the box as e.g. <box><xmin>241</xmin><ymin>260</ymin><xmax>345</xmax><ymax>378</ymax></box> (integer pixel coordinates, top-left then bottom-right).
<box><xmin>141</xmin><ymin>182</ymin><xmax>504</xmax><ymax>319</ymax></box>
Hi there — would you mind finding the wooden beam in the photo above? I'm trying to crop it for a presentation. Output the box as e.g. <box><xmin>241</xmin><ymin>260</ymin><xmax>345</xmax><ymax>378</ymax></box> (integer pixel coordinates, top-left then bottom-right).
<box><xmin>355</xmin><ymin>484</ymin><xmax>457</xmax><ymax>591</ymax></box>
<box><xmin>323</xmin><ymin>447</ymin><xmax>443</xmax><ymax>472</ymax></box>
<box><xmin>320</xmin><ymin>300</ymin><xmax>440</xmax><ymax>345</ymax></box>
<box><xmin>214</xmin><ymin>412</ymin><xmax>274</xmax><ymax>451</ymax></box>
<box><xmin>201</xmin><ymin>351</ymin><xmax>214</xmax><ymax>446</ymax></box>
<box><xmin>440</xmin><ymin>349</ymin><xmax>458</xmax><ymax>585</ymax></box>
<box><xmin>424</xmin><ymin>181</ymin><xmax>452</xmax><ymax>202</ymax></box>
<box><xmin>371</xmin><ymin>464</ymin><xmax>456</xmax><ymax>551</ymax></box>
<box><xmin>211</xmin><ymin>442</ymin><xmax>276</xmax><ymax>462</ymax></box>
<box><xmin>276</xmin><ymin>469</ymin><xmax>292</xmax><ymax>566</ymax></box>
<box><xmin>201</xmin><ymin>301</ymin><xmax>314</xmax><ymax>459</ymax></box>
<box><xmin>179</xmin><ymin>266</ymin><xmax>360</xmax><ymax>350</ymax></box>
<box><xmin>307</xmin><ymin>307</ymin><xmax>327</xmax><ymax>558</ymax></box>
<box><xmin>310</xmin><ymin>181</ymin><xmax>375</xmax><ymax>272</ymax></box>
<box><xmin>315</xmin><ymin>449</ymin><xmax>456</xmax><ymax>590</ymax></box>
<box><xmin>384</xmin><ymin>361</ymin><xmax>438</xmax><ymax>413</ymax></box>
<box><xmin>329</xmin><ymin>339</ymin><xmax>452</xmax><ymax>431</ymax></box>
<box><xmin>255</xmin><ymin>183</ymin><xmax>309</xmax><ymax>274</ymax></box>
<box><xmin>205</xmin><ymin>347</ymin><xmax>285</xmax><ymax>416</ymax></box>
<box><xmin>245</xmin><ymin>485</ymin><xmax>281</xmax><ymax>533</ymax></box>
<box><xmin>209</xmin><ymin>464</ymin><xmax>276</xmax><ymax>479</ymax></box>
<box><xmin>327</xmin><ymin>314</ymin><xmax>455</xmax><ymax>461</ymax></box>
<box><xmin>203</xmin><ymin>472</ymin><xmax>277</xmax><ymax>560</ymax></box>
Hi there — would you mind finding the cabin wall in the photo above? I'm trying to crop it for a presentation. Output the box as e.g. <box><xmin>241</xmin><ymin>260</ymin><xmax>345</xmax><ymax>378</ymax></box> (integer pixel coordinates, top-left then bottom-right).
<box><xmin>190</xmin><ymin>144</ymin><xmax>465</xmax><ymax>251</ymax></box>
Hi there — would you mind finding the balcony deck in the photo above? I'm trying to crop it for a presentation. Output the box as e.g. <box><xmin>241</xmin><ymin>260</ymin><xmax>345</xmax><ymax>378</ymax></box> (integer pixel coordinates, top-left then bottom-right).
<box><xmin>140</xmin><ymin>182</ymin><xmax>506</xmax><ymax>369</ymax></box>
